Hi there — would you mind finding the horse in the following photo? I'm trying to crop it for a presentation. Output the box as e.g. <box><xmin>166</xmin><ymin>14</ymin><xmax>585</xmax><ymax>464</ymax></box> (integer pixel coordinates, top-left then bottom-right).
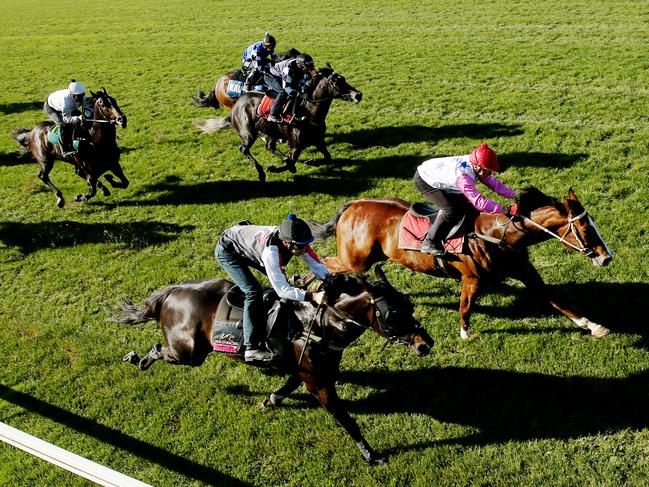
<box><xmin>115</xmin><ymin>268</ymin><xmax>433</xmax><ymax>465</ymax></box>
<box><xmin>306</xmin><ymin>187</ymin><xmax>615</xmax><ymax>339</ymax></box>
<box><xmin>193</xmin><ymin>49</ymin><xmax>302</xmax><ymax>111</ymax></box>
<box><xmin>193</xmin><ymin>65</ymin><xmax>363</xmax><ymax>183</ymax></box>
<box><xmin>12</xmin><ymin>88</ymin><xmax>128</xmax><ymax>208</ymax></box>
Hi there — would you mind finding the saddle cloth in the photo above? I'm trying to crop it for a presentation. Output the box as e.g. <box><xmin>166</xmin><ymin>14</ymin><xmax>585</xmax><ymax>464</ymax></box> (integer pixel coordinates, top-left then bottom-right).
<box><xmin>256</xmin><ymin>95</ymin><xmax>293</xmax><ymax>122</ymax></box>
<box><xmin>47</xmin><ymin>125</ymin><xmax>62</xmax><ymax>146</ymax></box>
<box><xmin>225</xmin><ymin>80</ymin><xmax>244</xmax><ymax>98</ymax></box>
<box><xmin>398</xmin><ymin>203</ymin><xmax>465</xmax><ymax>254</ymax></box>
<box><xmin>211</xmin><ymin>286</ymin><xmax>302</xmax><ymax>359</ymax></box>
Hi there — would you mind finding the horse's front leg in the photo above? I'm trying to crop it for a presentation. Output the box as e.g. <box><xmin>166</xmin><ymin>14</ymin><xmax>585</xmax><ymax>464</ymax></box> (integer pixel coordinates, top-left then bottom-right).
<box><xmin>304</xmin><ymin>379</ymin><xmax>387</xmax><ymax>466</ymax></box>
<box><xmin>103</xmin><ymin>161</ymin><xmax>130</xmax><ymax>189</ymax></box>
<box><xmin>75</xmin><ymin>173</ymin><xmax>98</xmax><ymax>203</ymax></box>
<box><xmin>304</xmin><ymin>137</ymin><xmax>331</xmax><ymax>167</ymax></box>
<box><xmin>260</xmin><ymin>374</ymin><xmax>303</xmax><ymax>410</ymax></box>
<box><xmin>513</xmin><ymin>261</ymin><xmax>609</xmax><ymax>337</ymax></box>
<box><xmin>268</xmin><ymin>145</ymin><xmax>300</xmax><ymax>174</ymax></box>
<box><xmin>459</xmin><ymin>275</ymin><xmax>481</xmax><ymax>340</ymax></box>
<box><xmin>264</xmin><ymin>136</ymin><xmax>288</xmax><ymax>161</ymax></box>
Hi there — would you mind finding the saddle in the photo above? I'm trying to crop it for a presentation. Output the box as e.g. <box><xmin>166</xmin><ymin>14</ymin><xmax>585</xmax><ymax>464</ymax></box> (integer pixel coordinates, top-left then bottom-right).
<box><xmin>398</xmin><ymin>203</ymin><xmax>467</xmax><ymax>254</ymax></box>
<box><xmin>256</xmin><ymin>94</ymin><xmax>296</xmax><ymax>123</ymax></box>
<box><xmin>47</xmin><ymin>123</ymin><xmax>88</xmax><ymax>157</ymax></box>
<box><xmin>211</xmin><ymin>285</ymin><xmax>302</xmax><ymax>361</ymax></box>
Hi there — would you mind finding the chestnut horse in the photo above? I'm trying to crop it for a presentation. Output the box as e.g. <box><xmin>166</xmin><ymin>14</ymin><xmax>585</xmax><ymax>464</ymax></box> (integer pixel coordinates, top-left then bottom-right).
<box><xmin>193</xmin><ymin>66</ymin><xmax>362</xmax><ymax>182</ymax></box>
<box><xmin>116</xmin><ymin>269</ymin><xmax>433</xmax><ymax>465</ymax></box>
<box><xmin>12</xmin><ymin>88</ymin><xmax>128</xmax><ymax>208</ymax></box>
<box><xmin>307</xmin><ymin>187</ymin><xmax>614</xmax><ymax>339</ymax></box>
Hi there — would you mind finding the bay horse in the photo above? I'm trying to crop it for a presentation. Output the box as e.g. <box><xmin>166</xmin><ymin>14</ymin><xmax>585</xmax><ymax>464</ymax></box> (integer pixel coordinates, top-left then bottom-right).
<box><xmin>115</xmin><ymin>269</ymin><xmax>433</xmax><ymax>465</ymax></box>
<box><xmin>306</xmin><ymin>187</ymin><xmax>614</xmax><ymax>339</ymax></box>
<box><xmin>193</xmin><ymin>65</ymin><xmax>362</xmax><ymax>183</ymax></box>
<box><xmin>12</xmin><ymin>88</ymin><xmax>128</xmax><ymax>208</ymax></box>
<box><xmin>193</xmin><ymin>49</ymin><xmax>302</xmax><ymax>111</ymax></box>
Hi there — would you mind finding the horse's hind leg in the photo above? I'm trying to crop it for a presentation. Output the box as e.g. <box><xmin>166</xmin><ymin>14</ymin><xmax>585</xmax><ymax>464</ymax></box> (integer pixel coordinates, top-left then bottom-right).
<box><xmin>264</xmin><ymin>136</ymin><xmax>288</xmax><ymax>161</ymax></box>
<box><xmin>304</xmin><ymin>138</ymin><xmax>331</xmax><ymax>167</ymax></box>
<box><xmin>37</xmin><ymin>161</ymin><xmax>65</xmax><ymax>208</ymax></box>
<box><xmin>261</xmin><ymin>375</ymin><xmax>303</xmax><ymax>409</ymax></box>
<box><xmin>123</xmin><ymin>343</ymin><xmax>182</xmax><ymax>371</ymax></box>
<box><xmin>268</xmin><ymin>146</ymin><xmax>300</xmax><ymax>174</ymax></box>
<box><xmin>239</xmin><ymin>134</ymin><xmax>267</xmax><ymax>183</ymax></box>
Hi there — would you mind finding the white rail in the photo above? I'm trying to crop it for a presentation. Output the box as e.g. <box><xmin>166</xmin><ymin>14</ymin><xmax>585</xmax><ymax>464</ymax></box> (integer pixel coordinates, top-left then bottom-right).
<box><xmin>0</xmin><ymin>421</ymin><xmax>152</xmax><ymax>487</ymax></box>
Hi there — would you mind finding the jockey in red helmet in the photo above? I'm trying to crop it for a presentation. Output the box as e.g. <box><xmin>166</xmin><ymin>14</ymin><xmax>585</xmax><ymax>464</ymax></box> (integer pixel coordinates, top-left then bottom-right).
<box><xmin>413</xmin><ymin>143</ymin><xmax>519</xmax><ymax>255</ymax></box>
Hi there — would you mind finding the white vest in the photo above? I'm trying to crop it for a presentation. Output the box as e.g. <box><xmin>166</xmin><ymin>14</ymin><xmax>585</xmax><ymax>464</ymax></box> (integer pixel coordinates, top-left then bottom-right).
<box><xmin>416</xmin><ymin>155</ymin><xmax>476</xmax><ymax>193</ymax></box>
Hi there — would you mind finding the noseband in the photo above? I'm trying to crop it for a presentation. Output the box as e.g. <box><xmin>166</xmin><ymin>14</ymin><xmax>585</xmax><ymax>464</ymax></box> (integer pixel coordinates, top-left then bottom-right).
<box><xmin>522</xmin><ymin>209</ymin><xmax>595</xmax><ymax>256</ymax></box>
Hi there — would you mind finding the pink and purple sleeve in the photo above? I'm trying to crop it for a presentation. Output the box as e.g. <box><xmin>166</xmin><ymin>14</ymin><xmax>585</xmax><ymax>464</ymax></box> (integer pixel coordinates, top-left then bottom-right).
<box><xmin>456</xmin><ymin>174</ymin><xmax>506</xmax><ymax>214</ymax></box>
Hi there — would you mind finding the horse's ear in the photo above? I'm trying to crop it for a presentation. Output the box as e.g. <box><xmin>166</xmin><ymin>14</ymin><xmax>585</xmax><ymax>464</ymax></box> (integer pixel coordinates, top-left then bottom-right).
<box><xmin>326</xmin><ymin>62</ymin><xmax>333</xmax><ymax>70</ymax></box>
<box><xmin>567</xmin><ymin>187</ymin><xmax>578</xmax><ymax>201</ymax></box>
<box><xmin>102</xmin><ymin>86</ymin><xmax>107</xmax><ymax>94</ymax></box>
<box><xmin>90</xmin><ymin>90</ymin><xmax>97</xmax><ymax>98</ymax></box>
<box><xmin>374</xmin><ymin>264</ymin><xmax>392</xmax><ymax>286</ymax></box>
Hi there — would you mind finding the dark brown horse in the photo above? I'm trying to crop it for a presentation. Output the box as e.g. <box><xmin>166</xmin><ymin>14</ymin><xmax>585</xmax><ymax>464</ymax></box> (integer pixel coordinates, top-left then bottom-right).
<box><xmin>116</xmin><ymin>269</ymin><xmax>433</xmax><ymax>465</ymax></box>
<box><xmin>193</xmin><ymin>66</ymin><xmax>362</xmax><ymax>182</ymax></box>
<box><xmin>307</xmin><ymin>188</ymin><xmax>614</xmax><ymax>339</ymax></box>
<box><xmin>12</xmin><ymin>88</ymin><xmax>128</xmax><ymax>208</ymax></box>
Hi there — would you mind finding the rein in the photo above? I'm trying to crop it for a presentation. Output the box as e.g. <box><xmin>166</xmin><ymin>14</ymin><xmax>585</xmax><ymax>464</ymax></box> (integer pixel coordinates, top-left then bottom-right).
<box><xmin>522</xmin><ymin>209</ymin><xmax>593</xmax><ymax>255</ymax></box>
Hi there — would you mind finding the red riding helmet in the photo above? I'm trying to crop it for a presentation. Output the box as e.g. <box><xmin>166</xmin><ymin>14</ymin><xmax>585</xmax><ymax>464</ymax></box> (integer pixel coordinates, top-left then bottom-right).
<box><xmin>469</xmin><ymin>143</ymin><xmax>499</xmax><ymax>172</ymax></box>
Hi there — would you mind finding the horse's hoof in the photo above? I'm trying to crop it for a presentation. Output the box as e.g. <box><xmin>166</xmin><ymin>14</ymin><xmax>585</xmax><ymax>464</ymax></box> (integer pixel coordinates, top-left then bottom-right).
<box><xmin>460</xmin><ymin>329</ymin><xmax>471</xmax><ymax>340</ymax></box>
<box><xmin>368</xmin><ymin>455</ymin><xmax>388</xmax><ymax>466</ymax></box>
<box><xmin>56</xmin><ymin>198</ymin><xmax>65</xmax><ymax>209</ymax></box>
<box><xmin>123</xmin><ymin>351</ymin><xmax>140</xmax><ymax>365</ymax></box>
<box><xmin>267</xmin><ymin>166</ymin><xmax>281</xmax><ymax>173</ymax></box>
<box><xmin>287</xmin><ymin>164</ymin><xmax>297</xmax><ymax>174</ymax></box>
<box><xmin>259</xmin><ymin>399</ymin><xmax>272</xmax><ymax>411</ymax></box>
<box><xmin>257</xmin><ymin>172</ymin><xmax>267</xmax><ymax>183</ymax></box>
<box><xmin>591</xmin><ymin>324</ymin><xmax>610</xmax><ymax>338</ymax></box>
<box><xmin>101</xmin><ymin>187</ymin><xmax>111</xmax><ymax>197</ymax></box>
<box><xmin>75</xmin><ymin>194</ymin><xmax>87</xmax><ymax>202</ymax></box>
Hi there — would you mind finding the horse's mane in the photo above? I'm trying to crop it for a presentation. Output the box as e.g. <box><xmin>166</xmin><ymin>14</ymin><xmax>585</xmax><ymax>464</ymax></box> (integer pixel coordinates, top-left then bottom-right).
<box><xmin>517</xmin><ymin>187</ymin><xmax>563</xmax><ymax>215</ymax></box>
<box><xmin>323</xmin><ymin>272</ymin><xmax>369</xmax><ymax>302</ymax></box>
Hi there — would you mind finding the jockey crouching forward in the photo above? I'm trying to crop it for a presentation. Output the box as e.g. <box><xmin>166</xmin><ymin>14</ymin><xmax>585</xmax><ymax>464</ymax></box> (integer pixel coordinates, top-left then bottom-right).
<box><xmin>44</xmin><ymin>80</ymin><xmax>93</xmax><ymax>157</ymax></box>
<box><xmin>242</xmin><ymin>32</ymin><xmax>278</xmax><ymax>91</ymax></box>
<box><xmin>215</xmin><ymin>214</ymin><xmax>330</xmax><ymax>363</ymax></box>
<box><xmin>264</xmin><ymin>54</ymin><xmax>315</xmax><ymax>124</ymax></box>
<box><xmin>413</xmin><ymin>143</ymin><xmax>520</xmax><ymax>255</ymax></box>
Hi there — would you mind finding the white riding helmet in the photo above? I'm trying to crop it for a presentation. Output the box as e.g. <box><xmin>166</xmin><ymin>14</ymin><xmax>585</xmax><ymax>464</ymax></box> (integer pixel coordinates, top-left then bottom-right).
<box><xmin>68</xmin><ymin>80</ymin><xmax>86</xmax><ymax>95</ymax></box>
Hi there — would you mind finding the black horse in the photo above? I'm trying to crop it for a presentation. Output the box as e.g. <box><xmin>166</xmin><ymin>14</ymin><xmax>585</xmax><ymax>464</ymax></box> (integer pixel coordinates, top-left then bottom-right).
<box><xmin>193</xmin><ymin>65</ymin><xmax>362</xmax><ymax>182</ymax></box>
<box><xmin>12</xmin><ymin>88</ymin><xmax>128</xmax><ymax>208</ymax></box>
<box><xmin>116</xmin><ymin>268</ymin><xmax>433</xmax><ymax>465</ymax></box>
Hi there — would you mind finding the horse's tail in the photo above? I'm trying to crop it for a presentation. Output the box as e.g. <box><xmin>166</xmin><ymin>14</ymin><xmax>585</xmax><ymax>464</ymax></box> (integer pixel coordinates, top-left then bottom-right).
<box><xmin>11</xmin><ymin>127</ymin><xmax>32</xmax><ymax>151</ymax></box>
<box><xmin>307</xmin><ymin>201</ymin><xmax>355</xmax><ymax>241</ymax></box>
<box><xmin>113</xmin><ymin>285</ymin><xmax>179</xmax><ymax>325</ymax></box>
<box><xmin>192</xmin><ymin>115</ymin><xmax>231</xmax><ymax>133</ymax></box>
<box><xmin>192</xmin><ymin>87</ymin><xmax>219</xmax><ymax>109</ymax></box>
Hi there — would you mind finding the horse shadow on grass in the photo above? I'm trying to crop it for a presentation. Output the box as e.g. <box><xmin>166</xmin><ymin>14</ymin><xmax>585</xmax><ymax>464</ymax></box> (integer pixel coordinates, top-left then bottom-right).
<box><xmin>410</xmin><ymin>281</ymin><xmax>649</xmax><ymax>348</ymax></box>
<box><xmin>337</xmin><ymin>365</ymin><xmax>649</xmax><ymax>456</ymax></box>
<box><xmin>0</xmin><ymin>101</ymin><xmax>43</xmax><ymax>115</ymax></box>
<box><xmin>0</xmin><ymin>220</ymin><xmax>193</xmax><ymax>255</ymax></box>
<box><xmin>329</xmin><ymin>123</ymin><xmax>525</xmax><ymax>149</ymax></box>
<box><xmin>0</xmin><ymin>385</ymin><xmax>251</xmax><ymax>486</ymax></box>
<box><xmin>0</xmin><ymin>151</ymin><xmax>32</xmax><ymax>167</ymax></box>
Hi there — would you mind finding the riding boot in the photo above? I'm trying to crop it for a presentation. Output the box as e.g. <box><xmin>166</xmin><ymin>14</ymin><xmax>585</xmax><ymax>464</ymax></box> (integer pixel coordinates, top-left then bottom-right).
<box><xmin>59</xmin><ymin>124</ymin><xmax>76</xmax><ymax>157</ymax></box>
<box><xmin>244</xmin><ymin>69</ymin><xmax>259</xmax><ymax>91</ymax></box>
<box><xmin>421</xmin><ymin>212</ymin><xmax>450</xmax><ymax>255</ymax></box>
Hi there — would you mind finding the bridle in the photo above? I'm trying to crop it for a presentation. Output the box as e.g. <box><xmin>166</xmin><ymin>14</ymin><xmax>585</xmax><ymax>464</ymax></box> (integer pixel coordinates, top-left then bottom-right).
<box><xmin>522</xmin><ymin>209</ymin><xmax>595</xmax><ymax>256</ymax></box>
<box><xmin>302</xmin><ymin>71</ymin><xmax>351</xmax><ymax>104</ymax></box>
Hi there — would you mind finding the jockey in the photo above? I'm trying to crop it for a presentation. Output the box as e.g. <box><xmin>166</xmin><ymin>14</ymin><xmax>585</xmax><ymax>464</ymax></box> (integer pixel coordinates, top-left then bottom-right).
<box><xmin>242</xmin><ymin>32</ymin><xmax>278</xmax><ymax>91</ymax></box>
<box><xmin>215</xmin><ymin>213</ymin><xmax>331</xmax><ymax>363</ymax></box>
<box><xmin>413</xmin><ymin>143</ymin><xmax>520</xmax><ymax>255</ymax></box>
<box><xmin>44</xmin><ymin>80</ymin><xmax>93</xmax><ymax>157</ymax></box>
<box><xmin>264</xmin><ymin>53</ymin><xmax>315</xmax><ymax>124</ymax></box>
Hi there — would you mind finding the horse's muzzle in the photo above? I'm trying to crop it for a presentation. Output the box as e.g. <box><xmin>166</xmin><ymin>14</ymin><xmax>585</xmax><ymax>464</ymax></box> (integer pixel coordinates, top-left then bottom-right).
<box><xmin>117</xmin><ymin>116</ymin><xmax>127</xmax><ymax>129</ymax></box>
<box><xmin>411</xmin><ymin>329</ymin><xmax>433</xmax><ymax>356</ymax></box>
<box><xmin>351</xmin><ymin>91</ymin><xmax>363</xmax><ymax>103</ymax></box>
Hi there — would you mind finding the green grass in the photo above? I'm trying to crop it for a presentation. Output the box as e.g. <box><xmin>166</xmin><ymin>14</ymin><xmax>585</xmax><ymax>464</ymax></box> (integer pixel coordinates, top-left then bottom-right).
<box><xmin>1</xmin><ymin>0</ymin><xmax>648</xmax><ymax>485</ymax></box>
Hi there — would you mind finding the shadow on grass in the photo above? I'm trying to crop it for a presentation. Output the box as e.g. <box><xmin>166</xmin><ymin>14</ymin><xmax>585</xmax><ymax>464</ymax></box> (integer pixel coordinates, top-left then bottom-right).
<box><xmin>340</xmin><ymin>365</ymin><xmax>649</xmax><ymax>455</ymax></box>
<box><xmin>409</xmin><ymin>281</ymin><xmax>649</xmax><ymax>345</ymax></box>
<box><xmin>0</xmin><ymin>221</ymin><xmax>193</xmax><ymax>255</ymax></box>
<box><xmin>329</xmin><ymin>123</ymin><xmax>525</xmax><ymax>149</ymax></box>
<box><xmin>0</xmin><ymin>101</ymin><xmax>43</xmax><ymax>115</ymax></box>
<box><xmin>500</xmin><ymin>151</ymin><xmax>588</xmax><ymax>169</ymax></box>
<box><xmin>0</xmin><ymin>151</ymin><xmax>32</xmax><ymax>167</ymax></box>
<box><xmin>0</xmin><ymin>385</ymin><xmax>251</xmax><ymax>486</ymax></box>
